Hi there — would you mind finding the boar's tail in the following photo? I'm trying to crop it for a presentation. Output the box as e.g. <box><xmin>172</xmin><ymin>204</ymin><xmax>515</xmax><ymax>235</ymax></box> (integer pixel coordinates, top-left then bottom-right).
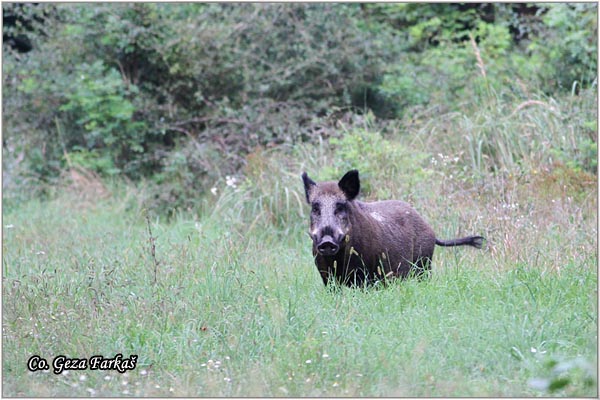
<box><xmin>435</xmin><ymin>236</ymin><xmax>485</xmax><ymax>249</ymax></box>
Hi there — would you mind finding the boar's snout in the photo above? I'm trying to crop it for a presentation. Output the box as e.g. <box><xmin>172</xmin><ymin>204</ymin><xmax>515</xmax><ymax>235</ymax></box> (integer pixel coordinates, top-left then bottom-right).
<box><xmin>316</xmin><ymin>235</ymin><xmax>339</xmax><ymax>256</ymax></box>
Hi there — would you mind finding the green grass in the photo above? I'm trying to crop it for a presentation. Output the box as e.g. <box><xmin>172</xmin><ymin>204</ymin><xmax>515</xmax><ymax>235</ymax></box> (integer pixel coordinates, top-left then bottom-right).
<box><xmin>3</xmin><ymin>167</ymin><xmax>597</xmax><ymax>396</ymax></box>
<box><xmin>3</xmin><ymin>89</ymin><xmax>597</xmax><ymax>396</ymax></box>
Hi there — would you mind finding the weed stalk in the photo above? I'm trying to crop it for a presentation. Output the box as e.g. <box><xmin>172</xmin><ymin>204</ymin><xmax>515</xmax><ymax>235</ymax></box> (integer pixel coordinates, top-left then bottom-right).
<box><xmin>145</xmin><ymin>210</ymin><xmax>160</xmax><ymax>285</ymax></box>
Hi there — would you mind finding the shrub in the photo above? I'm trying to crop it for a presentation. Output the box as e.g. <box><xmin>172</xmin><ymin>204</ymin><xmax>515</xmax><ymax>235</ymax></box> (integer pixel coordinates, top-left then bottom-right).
<box><xmin>537</xmin><ymin>3</ymin><xmax>598</xmax><ymax>91</ymax></box>
<box><xmin>326</xmin><ymin>116</ymin><xmax>432</xmax><ymax>199</ymax></box>
<box><xmin>3</xmin><ymin>3</ymin><xmax>397</xmax><ymax>212</ymax></box>
<box><xmin>2</xmin><ymin>3</ymin><xmax>596</xmax><ymax>215</ymax></box>
<box><xmin>368</xmin><ymin>3</ymin><xmax>598</xmax><ymax>115</ymax></box>
<box><xmin>58</xmin><ymin>60</ymin><xmax>147</xmax><ymax>175</ymax></box>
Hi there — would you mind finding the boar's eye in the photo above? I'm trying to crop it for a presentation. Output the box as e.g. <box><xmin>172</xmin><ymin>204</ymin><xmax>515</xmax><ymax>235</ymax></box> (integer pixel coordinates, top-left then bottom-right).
<box><xmin>335</xmin><ymin>202</ymin><xmax>347</xmax><ymax>214</ymax></box>
<box><xmin>311</xmin><ymin>203</ymin><xmax>321</xmax><ymax>215</ymax></box>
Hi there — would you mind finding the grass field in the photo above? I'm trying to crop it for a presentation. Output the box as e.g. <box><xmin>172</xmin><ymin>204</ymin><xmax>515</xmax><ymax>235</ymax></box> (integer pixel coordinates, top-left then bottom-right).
<box><xmin>2</xmin><ymin>90</ymin><xmax>598</xmax><ymax>396</ymax></box>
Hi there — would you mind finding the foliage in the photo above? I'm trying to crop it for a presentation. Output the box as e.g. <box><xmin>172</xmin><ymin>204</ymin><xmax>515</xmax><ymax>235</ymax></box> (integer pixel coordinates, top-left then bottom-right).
<box><xmin>2</xmin><ymin>139</ymin><xmax>596</xmax><ymax>395</ymax></box>
<box><xmin>368</xmin><ymin>3</ymin><xmax>597</xmax><ymax>115</ymax></box>
<box><xmin>326</xmin><ymin>116</ymin><xmax>433</xmax><ymax>199</ymax></box>
<box><xmin>145</xmin><ymin>138</ymin><xmax>223</xmax><ymax>215</ymax></box>
<box><xmin>2</xmin><ymin>3</ymin><xmax>597</xmax><ymax>215</ymax></box>
<box><xmin>528</xmin><ymin>356</ymin><xmax>596</xmax><ymax>394</ymax></box>
<box><xmin>58</xmin><ymin>60</ymin><xmax>148</xmax><ymax>175</ymax></box>
<box><xmin>3</xmin><ymin>3</ymin><xmax>401</xmax><ymax>210</ymax></box>
<box><xmin>538</xmin><ymin>3</ymin><xmax>598</xmax><ymax>91</ymax></box>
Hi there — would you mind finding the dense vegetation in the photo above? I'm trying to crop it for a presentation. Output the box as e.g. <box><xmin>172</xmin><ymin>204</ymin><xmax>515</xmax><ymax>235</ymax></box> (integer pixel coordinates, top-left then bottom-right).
<box><xmin>3</xmin><ymin>3</ymin><xmax>597</xmax><ymax>214</ymax></box>
<box><xmin>2</xmin><ymin>3</ymin><xmax>597</xmax><ymax>397</ymax></box>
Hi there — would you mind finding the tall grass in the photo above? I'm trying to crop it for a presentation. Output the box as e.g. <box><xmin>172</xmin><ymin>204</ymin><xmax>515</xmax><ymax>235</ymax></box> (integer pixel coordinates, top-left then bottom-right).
<box><xmin>3</xmin><ymin>103</ymin><xmax>597</xmax><ymax>396</ymax></box>
<box><xmin>406</xmin><ymin>37</ymin><xmax>597</xmax><ymax>181</ymax></box>
<box><xmin>3</xmin><ymin>72</ymin><xmax>597</xmax><ymax>396</ymax></box>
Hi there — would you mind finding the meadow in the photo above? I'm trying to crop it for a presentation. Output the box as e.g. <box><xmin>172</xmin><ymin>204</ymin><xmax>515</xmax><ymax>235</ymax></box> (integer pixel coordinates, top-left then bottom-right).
<box><xmin>3</xmin><ymin>87</ymin><xmax>597</xmax><ymax>397</ymax></box>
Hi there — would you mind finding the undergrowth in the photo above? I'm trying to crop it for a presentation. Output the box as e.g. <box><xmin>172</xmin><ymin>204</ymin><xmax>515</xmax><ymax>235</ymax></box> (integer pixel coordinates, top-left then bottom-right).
<box><xmin>3</xmin><ymin>93</ymin><xmax>597</xmax><ymax>395</ymax></box>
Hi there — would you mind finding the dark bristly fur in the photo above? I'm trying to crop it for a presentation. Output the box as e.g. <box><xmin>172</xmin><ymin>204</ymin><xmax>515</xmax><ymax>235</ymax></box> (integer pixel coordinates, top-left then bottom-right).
<box><xmin>302</xmin><ymin>169</ymin><xmax>485</xmax><ymax>287</ymax></box>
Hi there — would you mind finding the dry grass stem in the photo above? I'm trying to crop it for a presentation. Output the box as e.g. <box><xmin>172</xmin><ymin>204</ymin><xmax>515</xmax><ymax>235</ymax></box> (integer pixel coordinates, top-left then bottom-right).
<box><xmin>511</xmin><ymin>100</ymin><xmax>560</xmax><ymax>117</ymax></box>
<box><xmin>469</xmin><ymin>33</ymin><xmax>487</xmax><ymax>79</ymax></box>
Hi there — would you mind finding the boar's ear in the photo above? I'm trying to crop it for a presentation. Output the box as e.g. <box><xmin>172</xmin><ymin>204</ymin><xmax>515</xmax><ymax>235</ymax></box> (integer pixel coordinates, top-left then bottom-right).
<box><xmin>338</xmin><ymin>169</ymin><xmax>360</xmax><ymax>200</ymax></box>
<box><xmin>301</xmin><ymin>172</ymin><xmax>316</xmax><ymax>203</ymax></box>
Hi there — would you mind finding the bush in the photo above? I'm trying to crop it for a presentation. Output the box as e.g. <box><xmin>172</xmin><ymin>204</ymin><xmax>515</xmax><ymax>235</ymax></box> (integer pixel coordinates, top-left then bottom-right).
<box><xmin>537</xmin><ymin>3</ymin><xmax>598</xmax><ymax>91</ymax></box>
<box><xmin>2</xmin><ymin>3</ymin><xmax>597</xmax><ymax>215</ymax></box>
<box><xmin>326</xmin><ymin>116</ymin><xmax>433</xmax><ymax>199</ymax></box>
<box><xmin>58</xmin><ymin>60</ymin><xmax>147</xmax><ymax>175</ymax></box>
<box><xmin>367</xmin><ymin>3</ymin><xmax>598</xmax><ymax>114</ymax></box>
<box><xmin>3</xmin><ymin>3</ymin><xmax>397</xmax><ymax>212</ymax></box>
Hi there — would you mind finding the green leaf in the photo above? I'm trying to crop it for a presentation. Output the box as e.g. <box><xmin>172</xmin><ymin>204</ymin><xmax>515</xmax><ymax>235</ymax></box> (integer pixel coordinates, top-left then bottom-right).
<box><xmin>548</xmin><ymin>377</ymin><xmax>570</xmax><ymax>392</ymax></box>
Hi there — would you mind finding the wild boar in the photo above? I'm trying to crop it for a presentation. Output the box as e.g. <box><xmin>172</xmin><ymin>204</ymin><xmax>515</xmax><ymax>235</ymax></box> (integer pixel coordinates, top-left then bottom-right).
<box><xmin>302</xmin><ymin>169</ymin><xmax>484</xmax><ymax>286</ymax></box>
